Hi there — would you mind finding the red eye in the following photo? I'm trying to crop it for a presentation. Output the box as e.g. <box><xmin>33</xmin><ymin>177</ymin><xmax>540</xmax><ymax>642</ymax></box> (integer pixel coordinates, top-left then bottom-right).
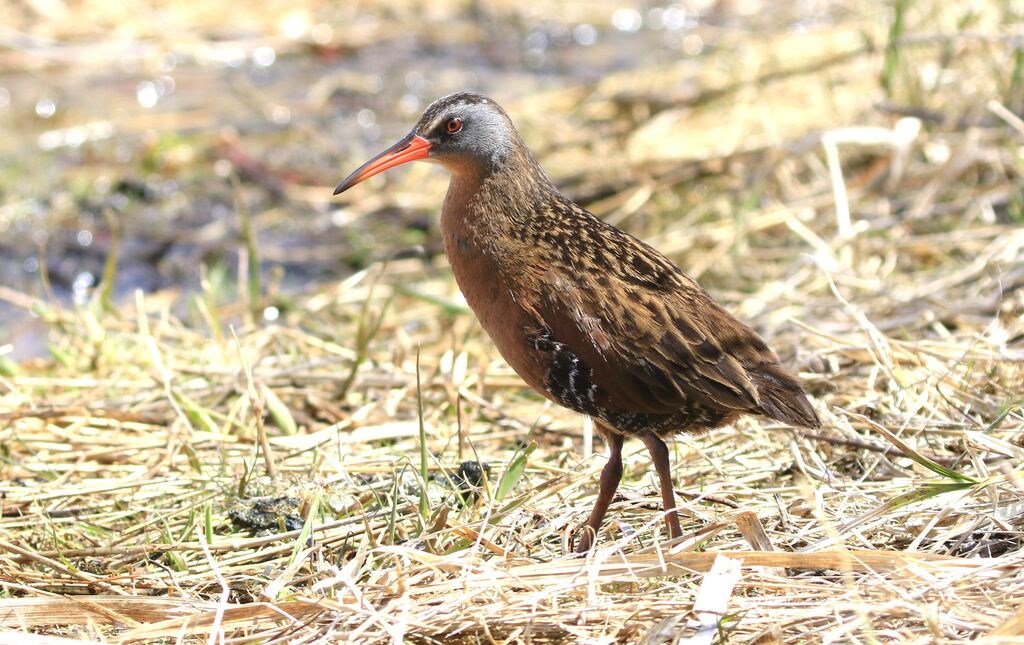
<box><xmin>446</xmin><ymin>118</ymin><xmax>462</xmax><ymax>133</ymax></box>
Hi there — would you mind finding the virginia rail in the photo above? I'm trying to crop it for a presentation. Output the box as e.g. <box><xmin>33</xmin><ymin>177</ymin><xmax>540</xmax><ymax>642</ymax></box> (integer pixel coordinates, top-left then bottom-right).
<box><xmin>334</xmin><ymin>93</ymin><xmax>820</xmax><ymax>552</ymax></box>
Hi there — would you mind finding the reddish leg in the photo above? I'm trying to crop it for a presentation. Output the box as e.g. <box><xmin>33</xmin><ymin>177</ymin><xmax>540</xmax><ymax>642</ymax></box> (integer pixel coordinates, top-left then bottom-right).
<box><xmin>575</xmin><ymin>426</ymin><xmax>624</xmax><ymax>553</ymax></box>
<box><xmin>641</xmin><ymin>432</ymin><xmax>683</xmax><ymax>540</ymax></box>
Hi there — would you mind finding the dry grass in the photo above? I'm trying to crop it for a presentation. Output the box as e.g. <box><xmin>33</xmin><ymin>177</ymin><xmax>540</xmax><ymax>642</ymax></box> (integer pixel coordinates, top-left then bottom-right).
<box><xmin>2</xmin><ymin>0</ymin><xmax>1024</xmax><ymax>642</ymax></box>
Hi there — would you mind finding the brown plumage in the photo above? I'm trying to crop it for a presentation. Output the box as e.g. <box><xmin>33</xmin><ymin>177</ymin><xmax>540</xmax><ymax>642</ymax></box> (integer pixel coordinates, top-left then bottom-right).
<box><xmin>335</xmin><ymin>92</ymin><xmax>820</xmax><ymax>552</ymax></box>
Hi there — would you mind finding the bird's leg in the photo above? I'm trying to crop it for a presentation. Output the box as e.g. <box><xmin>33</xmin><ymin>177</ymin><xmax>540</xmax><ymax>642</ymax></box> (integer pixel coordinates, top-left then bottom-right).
<box><xmin>640</xmin><ymin>432</ymin><xmax>683</xmax><ymax>541</ymax></box>
<box><xmin>575</xmin><ymin>426</ymin><xmax>624</xmax><ymax>553</ymax></box>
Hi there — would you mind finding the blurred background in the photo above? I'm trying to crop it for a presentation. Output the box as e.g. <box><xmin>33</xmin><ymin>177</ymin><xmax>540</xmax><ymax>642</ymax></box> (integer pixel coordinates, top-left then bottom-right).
<box><xmin>0</xmin><ymin>0</ymin><xmax>1019</xmax><ymax>358</ymax></box>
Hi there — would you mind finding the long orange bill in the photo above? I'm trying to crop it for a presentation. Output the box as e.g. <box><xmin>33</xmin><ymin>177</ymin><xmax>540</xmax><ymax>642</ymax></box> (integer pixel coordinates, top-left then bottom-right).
<box><xmin>333</xmin><ymin>133</ymin><xmax>432</xmax><ymax>195</ymax></box>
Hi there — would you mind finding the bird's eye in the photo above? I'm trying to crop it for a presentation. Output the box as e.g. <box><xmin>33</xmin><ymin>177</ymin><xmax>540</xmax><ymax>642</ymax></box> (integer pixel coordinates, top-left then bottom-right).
<box><xmin>446</xmin><ymin>118</ymin><xmax>462</xmax><ymax>134</ymax></box>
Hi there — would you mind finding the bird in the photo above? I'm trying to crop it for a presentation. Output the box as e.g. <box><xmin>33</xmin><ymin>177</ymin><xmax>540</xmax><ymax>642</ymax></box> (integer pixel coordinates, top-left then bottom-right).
<box><xmin>334</xmin><ymin>92</ymin><xmax>820</xmax><ymax>553</ymax></box>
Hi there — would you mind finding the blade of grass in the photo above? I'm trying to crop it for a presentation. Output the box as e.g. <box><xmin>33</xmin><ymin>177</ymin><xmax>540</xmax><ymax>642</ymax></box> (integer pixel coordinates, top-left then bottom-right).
<box><xmin>261</xmin><ymin>383</ymin><xmax>297</xmax><ymax>436</ymax></box>
<box><xmin>286</xmin><ymin>490</ymin><xmax>321</xmax><ymax>571</ymax></box>
<box><xmin>234</xmin><ymin>328</ymin><xmax>276</xmax><ymax>479</ymax></box>
<box><xmin>416</xmin><ymin>347</ymin><xmax>430</xmax><ymax>524</ymax></box>
<box><xmin>496</xmin><ymin>440</ymin><xmax>537</xmax><ymax>502</ymax></box>
<box><xmin>196</xmin><ymin>264</ymin><xmax>226</xmax><ymax>348</ymax></box>
<box><xmin>337</xmin><ymin>270</ymin><xmax>393</xmax><ymax>401</ymax></box>
<box><xmin>0</xmin><ymin>355</ymin><xmax>20</xmax><ymax>378</ymax></box>
<box><xmin>204</xmin><ymin>504</ymin><xmax>214</xmax><ymax>545</ymax></box>
<box><xmin>94</xmin><ymin>207</ymin><xmax>120</xmax><ymax>315</ymax></box>
<box><xmin>176</xmin><ymin>392</ymin><xmax>219</xmax><ymax>434</ymax></box>
<box><xmin>160</xmin><ymin>523</ymin><xmax>187</xmax><ymax>572</ymax></box>
<box><xmin>841</xmin><ymin>408</ymin><xmax>978</xmax><ymax>483</ymax></box>
<box><xmin>882</xmin><ymin>0</ymin><xmax>909</xmax><ymax>100</ymax></box>
<box><xmin>233</xmin><ymin>176</ymin><xmax>261</xmax><ymax>324</ymax></box>
<box><xmin>804</xmin><ymin>481</ymin><xmax>975</xmax><ymax>552</ymax></box>
<box><xmin>395</xmin><ymin>284</ymin><xmax>472</xmax><ymax>316</ymax></box>
<box><xmin>387</xmin><ymin>465</ymin><xmax>402</xmax><ymax>546</ymax></box>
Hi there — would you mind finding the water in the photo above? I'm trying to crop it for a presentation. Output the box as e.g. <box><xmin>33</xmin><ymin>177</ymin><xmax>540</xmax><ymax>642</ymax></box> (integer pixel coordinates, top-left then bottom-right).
<box><xmin>0</xmin><ymin>1</ymin><xmax>837</xmax><ymax>358</ymax></box>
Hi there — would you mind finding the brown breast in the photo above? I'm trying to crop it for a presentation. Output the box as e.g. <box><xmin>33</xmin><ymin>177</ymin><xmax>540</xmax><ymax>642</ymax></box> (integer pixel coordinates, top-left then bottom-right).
<box><xmin>440</xmin><ymin>179</ymin><xmax>553</xmax><ymax>401</ymax></box>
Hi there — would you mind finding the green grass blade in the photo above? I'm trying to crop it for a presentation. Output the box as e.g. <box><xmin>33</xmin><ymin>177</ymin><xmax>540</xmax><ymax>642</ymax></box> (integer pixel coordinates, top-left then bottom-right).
<box><xmin>496</xmin><ymin>441</ymin><xmax>536</xmax><ymax>501</ymax></box>
<box><xmin>287</xmin><ymin>490</ymin><xmax>320</xmax><ymax>571</ymax></box>
<box><xmin>843</xmin><ymin>409</ymin><xmax>978</xmax><ymax>483</ymax></box>
<box><xmin>233</xmin><ymin>176</ymin><xmax>261</xmax><ymax>324</ymax></box>
<box><xmin>261</xmin><ymin>384</ymin><xmax>297</xmax><ymax>435</ymax></box>
<box><xmin>416</xmin><ymin>347</ymin><xmax>430</xmax><ymax>523</ymax></box>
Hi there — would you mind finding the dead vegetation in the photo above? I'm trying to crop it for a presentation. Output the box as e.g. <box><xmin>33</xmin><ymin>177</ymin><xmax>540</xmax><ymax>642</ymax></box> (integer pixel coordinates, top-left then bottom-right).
<box><xmin>2</xmin><ymin>0</ymin><xmax>1024</xmax><ymax>642</ymax></box>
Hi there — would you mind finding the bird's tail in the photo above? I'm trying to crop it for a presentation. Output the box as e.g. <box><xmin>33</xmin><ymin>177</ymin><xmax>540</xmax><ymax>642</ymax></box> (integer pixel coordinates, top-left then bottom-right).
<box><xmin>751</xmin><ymin>363</ymin><xmax>820</xmax><ymax>429</ymax></box>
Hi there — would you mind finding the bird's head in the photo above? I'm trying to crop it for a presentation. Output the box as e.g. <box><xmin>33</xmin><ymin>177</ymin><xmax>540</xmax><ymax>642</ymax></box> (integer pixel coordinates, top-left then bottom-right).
<box><xmin>334</xmin><ymin>92</ymin><xmax>519</xmax><ymax>195</ymax></box>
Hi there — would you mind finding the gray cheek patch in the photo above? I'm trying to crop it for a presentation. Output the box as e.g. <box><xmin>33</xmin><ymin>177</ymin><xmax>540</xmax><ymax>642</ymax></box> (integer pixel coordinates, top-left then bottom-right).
<box><xmin>470</xmin><ymin>108</ymin><xmax>513</xmax><ymax>165</ymax></box>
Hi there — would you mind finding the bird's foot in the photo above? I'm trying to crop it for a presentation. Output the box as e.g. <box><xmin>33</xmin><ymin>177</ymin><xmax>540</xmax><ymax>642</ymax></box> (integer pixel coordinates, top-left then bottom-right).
<box><xmin>571</xmin><ymin>526</ymin><xmax>597</xmax><ymax>555</ymax></box>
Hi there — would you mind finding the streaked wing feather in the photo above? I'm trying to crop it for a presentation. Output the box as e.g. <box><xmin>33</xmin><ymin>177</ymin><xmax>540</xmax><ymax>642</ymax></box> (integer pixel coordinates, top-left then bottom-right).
<box><xmin>533</xmin><ymin>267</ymin><xmax>763</xmax><ymax>417</ymax></box>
